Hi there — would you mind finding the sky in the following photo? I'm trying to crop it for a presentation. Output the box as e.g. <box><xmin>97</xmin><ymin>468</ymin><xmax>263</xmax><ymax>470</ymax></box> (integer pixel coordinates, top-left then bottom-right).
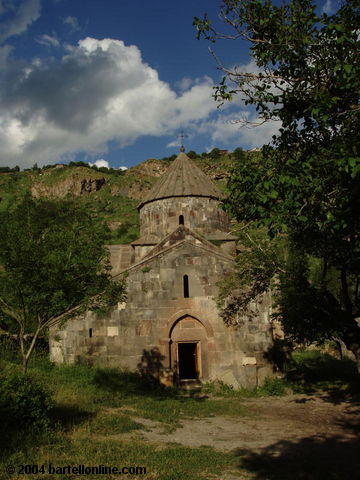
<box><xmin>0</xmin><ymin>0</ymin><xmax>339</xmax><ymax>169</ymax></box>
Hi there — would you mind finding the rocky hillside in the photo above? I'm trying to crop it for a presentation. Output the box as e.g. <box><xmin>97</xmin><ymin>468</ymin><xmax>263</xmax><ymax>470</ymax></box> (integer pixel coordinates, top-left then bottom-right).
<box><xmin>0</xmin><ymin>152</ymin><xmax>243</xmax><ymax>244</ymax></box>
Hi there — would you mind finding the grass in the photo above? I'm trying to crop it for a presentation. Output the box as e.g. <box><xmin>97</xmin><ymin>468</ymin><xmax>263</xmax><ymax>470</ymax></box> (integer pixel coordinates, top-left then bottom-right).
<box><xmin>29</xmin><ymin>363</ymin><xmax>248</xmax><ymax>430</ymax></box>
<box><xmin>87</xmin><ymin>412</ymin><xmax>144</xmax><ymax>435</ymax></box>
<box><xmin>0</xmin><ymin>354</ymin><xmax>243</xmax><ymax>480</ymax></box>
<box><xmin>202</xmin><ymin>376</ymin><xmax>291</xmax><ymax>399</ymax></box>
<box><xmin>287</xmin><ymin>349</ymin><xmax>359</xmax><ymax>394</ymax></box>
<box><xmin>4</xmin><ymin>434</ymin><xmax>238</xmax><ymax>480</ymax></box>
<box><xmin>1</xmin><ymin>348</ymin><xmax>358</xmax><ymax>479</ymax></box>
<box><xmin>0</xmin><ymin>171</ymin><xmax>34</xmax><ymax>211</ymax></box>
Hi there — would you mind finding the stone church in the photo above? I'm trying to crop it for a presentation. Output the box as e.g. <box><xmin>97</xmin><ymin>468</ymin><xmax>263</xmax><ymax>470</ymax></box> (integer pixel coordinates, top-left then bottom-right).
<box><xmin>50</xmin><ymin>151</ymin><xmax>274</xmax><ymax>388</ymax></box>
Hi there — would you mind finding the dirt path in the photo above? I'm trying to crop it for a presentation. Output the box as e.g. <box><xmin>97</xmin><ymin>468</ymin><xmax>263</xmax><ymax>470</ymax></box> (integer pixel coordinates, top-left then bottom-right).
<box><xmin>127</xmin><ymin>394</ymin><xmax>359</xmax><ymax>452</ymax></box>
<box><xmin>122</xmin><ymin>393</ymin><xmax>360</xmax><ymax>479</ymax></box>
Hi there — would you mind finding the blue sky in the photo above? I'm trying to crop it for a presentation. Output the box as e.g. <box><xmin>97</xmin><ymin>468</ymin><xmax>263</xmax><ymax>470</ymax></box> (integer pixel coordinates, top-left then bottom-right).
<box><xmin>0</xmin><ymin>0</ymin><xmax>338</xmax><ymax>169</ymax></box>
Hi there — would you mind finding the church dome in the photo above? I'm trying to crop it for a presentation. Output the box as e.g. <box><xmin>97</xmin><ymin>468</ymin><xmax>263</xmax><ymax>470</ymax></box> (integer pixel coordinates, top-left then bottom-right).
<box><xmin>138</xmin><ymin>152</ymin><xmax>222</xmax><ymax>210</ymax></box>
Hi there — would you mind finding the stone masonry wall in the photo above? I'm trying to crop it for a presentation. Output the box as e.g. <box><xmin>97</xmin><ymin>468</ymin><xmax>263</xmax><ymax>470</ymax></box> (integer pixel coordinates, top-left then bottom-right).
<box><xmin>50</xmin><ymin>242</ymin><xmax>274</xmax><ymax>388</ymax></box>
<box><xmin>140</xmin><ymin>197</ymin><xmax>230</xmax><ymax>241</ymax></box>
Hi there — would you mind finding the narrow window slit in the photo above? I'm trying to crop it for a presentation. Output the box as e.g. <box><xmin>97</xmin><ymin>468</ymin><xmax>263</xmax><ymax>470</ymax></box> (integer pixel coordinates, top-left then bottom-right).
<box><xmin>89</xmin><ymin>328</ymin><xmax>93</xmax><ymax>338</ymax></box>
<box><xmin>183</xmin><ymin>275</ymin><xmax>189</xmax><ymax>298</ymax></box>
<box><xmin>179</xmin><ymin>215</ymin><xmax>184</xmax><ymax>225</ymax></box>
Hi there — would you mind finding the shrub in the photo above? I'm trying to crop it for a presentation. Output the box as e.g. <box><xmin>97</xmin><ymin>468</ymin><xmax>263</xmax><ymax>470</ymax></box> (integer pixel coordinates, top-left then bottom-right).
<box><xmin>259</xmin><ymin>377</ymin><xmax>288</xmax><ymax>396</ymax></box>
<box><xmin>0</xmin><ymin>363</ymin><xmax>53</xmax><ymax>435</ymax></box>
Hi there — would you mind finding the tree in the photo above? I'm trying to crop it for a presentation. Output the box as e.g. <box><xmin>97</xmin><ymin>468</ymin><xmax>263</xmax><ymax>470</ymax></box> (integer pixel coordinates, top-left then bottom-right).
<box><xmin>195</xmin><ymin>0</ymin><xmax>360</xmax><ymax>368</ymax></box>
<box><xmin>187</xmin><ymin>150</ymin><xmax>198</xmax><ymax>159</ymax></box>
<box><xmin>0</xmin><ymin>196</ymin><xmax>126</xmax><ymax>372</ymax></box>
<box><xmin>232</xmin><ymin>147</ymin><xmax>245</xmax><ymax>162</ymax></box>
<box><xmin>209</xmin><ymin>147</ymin><xmax>221</xmax><ymax>159</ymax></box>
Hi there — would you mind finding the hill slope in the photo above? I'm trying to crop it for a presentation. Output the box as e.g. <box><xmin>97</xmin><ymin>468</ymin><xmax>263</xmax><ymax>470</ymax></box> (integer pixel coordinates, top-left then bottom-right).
<box><xmin>0</xmin><ymin>153</ymin><xmax>241</xmax><ymax>244</ymax></box>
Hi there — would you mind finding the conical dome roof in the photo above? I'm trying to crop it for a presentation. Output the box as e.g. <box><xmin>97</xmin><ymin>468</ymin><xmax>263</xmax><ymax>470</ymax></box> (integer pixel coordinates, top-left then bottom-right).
<box><xmin>138</xmin><ymin>152</ymin><xmax>222</xmax><ymax>209</ymax></box>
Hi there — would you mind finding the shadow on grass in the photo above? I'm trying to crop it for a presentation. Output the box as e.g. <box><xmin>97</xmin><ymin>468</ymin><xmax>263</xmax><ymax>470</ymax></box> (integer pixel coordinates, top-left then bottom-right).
<box><xmin>92</xmin><ymin>348</ymin><xmax>182</xmax><ymax>399</ymax></box>
<box><xmin>285</xmin><ymin>351</ymin><xmax>360</xmax><ymax>404</ymax></box>
<box><xmin>50</xmin><ymin>404</ymin><xmax>94</xmax><ymax>430</ymax></box>
<box><xmin>92</xmin><ymin>367</ymin><xmax>179</xmax><ymax>398</ymax></box>
<box><xmin>235</xmin><ymin>433</ymin><xmax>360</xmax><ymax>480</ymax></box>
<box><xmin>0</xmin><ymin>405</ymin><xmax>94</xmax><ymax>460</ymax></box>
<box><xmin>92</xmin><ymin>366</ymin><xmax>207</xmax><ymax>403</ymax></box>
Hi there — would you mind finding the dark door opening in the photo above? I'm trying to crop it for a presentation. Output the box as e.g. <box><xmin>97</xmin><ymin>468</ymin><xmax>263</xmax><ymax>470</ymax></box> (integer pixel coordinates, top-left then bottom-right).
<box><xmin>178</xmin><ymin>342</ymin><xmax>198</xmax><ymax>379</ymax></box>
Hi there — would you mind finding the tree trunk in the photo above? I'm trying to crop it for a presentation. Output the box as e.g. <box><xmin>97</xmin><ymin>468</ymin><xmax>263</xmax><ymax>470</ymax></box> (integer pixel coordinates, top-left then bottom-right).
<box><xmin>340</xmin><ymin>319</ymin><xmax>360</xmax><ymax>374</ymax></box>
<box><xmin>20</xmin><ymin>325</ymin><xmax>43</xmax><ymax>373</ymax></box>
<box><xmin>22</xmin><ymin>354</ymin><xmax>29</xmax><ymax>373</ymax></box>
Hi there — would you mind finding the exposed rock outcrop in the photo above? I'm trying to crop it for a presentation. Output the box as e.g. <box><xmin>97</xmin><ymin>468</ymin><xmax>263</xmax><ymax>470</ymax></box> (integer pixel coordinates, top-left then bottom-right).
<box><xmin>80</xmin><ymin>177</ymin><xmax>105</xmax><ymax>194</ymax></box>
<box><xmin>31</xmin><ymin>173</ymin><xmax>106</xmax><ymax>198</ymax></box>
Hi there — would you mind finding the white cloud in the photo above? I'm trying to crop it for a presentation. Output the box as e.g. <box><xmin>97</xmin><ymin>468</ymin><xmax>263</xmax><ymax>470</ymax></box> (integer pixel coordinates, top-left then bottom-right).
<box><xmin>36</xmin><ymin>34</ymin><xmax>60</xmax><ymax>48</ymax></box>
<box><xmin>0</xmin><ymin>0</ymin><xmax>41</xmax><ymax>43</ymax></box>
<box><xmin>176</xmin><ymin>77</ymin><xmax>193</xmax><ymax>91</ymax></box>
<box><xmin>0</xmin><ymin>37</ymin><xmax>220</xmax><ymax>168</ymax></box>
<box><xmin>0</xmin><ymin>44</ymin><xmax>12</xmax><ymax>67</ymax></box>
<box><xmin>322</xmin><ymin>0</ymin><xmax>335</xmax><ymax>15</ymax></box>
<box><xmin>195</xmin><ymin>111</ymin><xmax>280</xmax><ymax>149</ymax></box>
<box><xmin>63</xmin><ymin>16</ymin><xmax>80</xmax><ymax>31</ymax></box>
<box><xmin>166</xmin><ymin>140</ymin><xmax>181</xmax><ymax>148</ymax></box>
<box><xmin>88</xmin><ymin>160</ymin><xmax>128</xmax><ymax>170</ymax></box>
<box><xmin>88</xmin><ymin>159</ymin><xmax>109</xmax><ymax>169</ymax></box>
<box><xmin>1</xmin><ymin>36</ymin><xmax>282</xmax><ymax>168</ymax></box>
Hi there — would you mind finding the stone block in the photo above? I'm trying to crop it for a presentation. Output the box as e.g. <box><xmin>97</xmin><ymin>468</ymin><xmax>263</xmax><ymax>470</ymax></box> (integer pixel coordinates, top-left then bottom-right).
<box><xmin>135</xmin><ymin>321</ymin><xmax>152</xmax><ymax>336</ymax></box>
<box><xmin>257</xmin><ymin>365</ymin><xmax>274</xmax><ymax>386</ymax></box>
<box><xmin>92</xmin><ymin>326</ymin><xmax>106</xmax><ymax>336</ymax></box>
<box><xmin>221</xmin><ymin>370</ymin><xmax>240</xmax><ymax>389</ymax></box>
<box><xmin>242</xmin><ymin>356</ymin><xmax>257</xmax><ymax>366</ymax></box>
<box><xmin>180</xmin><ymin>319</ymin><xmax>196</xmax><ymax>328</ymax></box>
<box><xmin>243</xmin><ymin>365</ymin><xmax>258</xmax><ymax>389</ymax></box>
<box><xmin>216</xmin><ymin>343</ymin><xmax>228</xmax><ymax>352</ymax></box>
<box><xmin>107</xmin><ymin>326</ymin><xmax>119</xmax><ymax>337</ymax></box>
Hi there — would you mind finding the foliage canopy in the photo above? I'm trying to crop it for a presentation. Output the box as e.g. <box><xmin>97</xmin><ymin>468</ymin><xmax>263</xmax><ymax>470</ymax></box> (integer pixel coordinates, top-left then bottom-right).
<box><xmin>195</xmin><ymin>0</ymin><xmax>360</xmax><ymax>366</ymax></box>
<box><xmin>0</xmin><ymin>196</ymin><xmax>126</xmax><ymax>371</ymax></box>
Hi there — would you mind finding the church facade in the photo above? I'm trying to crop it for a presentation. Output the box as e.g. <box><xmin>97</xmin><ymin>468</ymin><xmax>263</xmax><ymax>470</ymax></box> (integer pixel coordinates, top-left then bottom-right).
<box><xmin>50</xmin><ymin>152</ymin><xmax>274</xmax><ymax>388</ymax></box>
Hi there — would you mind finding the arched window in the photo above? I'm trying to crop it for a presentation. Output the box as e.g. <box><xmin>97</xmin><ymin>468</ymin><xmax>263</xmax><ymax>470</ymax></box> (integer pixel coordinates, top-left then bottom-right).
<box><xmin>179</xmin><ymin>215</ymin><xmax>184</xmax><ymax>225</ymax></box>
<box><xmin>183</xmin><ymin>274</ymin><xmax>189</xmax><ymax>298</ymax></box>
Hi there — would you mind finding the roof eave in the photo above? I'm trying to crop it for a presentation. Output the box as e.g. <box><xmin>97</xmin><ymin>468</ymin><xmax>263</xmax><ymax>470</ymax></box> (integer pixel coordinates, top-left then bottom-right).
<box><xmin>137</xmin><ymin>193</ymin><xmax>223</xmax><ymax>210</ymax></box>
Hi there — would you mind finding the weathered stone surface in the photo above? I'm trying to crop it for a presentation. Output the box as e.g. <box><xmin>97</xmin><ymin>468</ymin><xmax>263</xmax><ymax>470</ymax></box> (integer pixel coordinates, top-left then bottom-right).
<box><xmin>222</xmin><ymin>371</ymin><xmax>241</xmax><ymax>389</ymax></box>
<box><xmin>242</xmin><ymin>357</ymin><xmax>257</xmax><ymax>366</ymax></box>
<box><xmin>139</xmin><ymin>197</ymin><xmax>231</xmax><ymax>242</ymax></box>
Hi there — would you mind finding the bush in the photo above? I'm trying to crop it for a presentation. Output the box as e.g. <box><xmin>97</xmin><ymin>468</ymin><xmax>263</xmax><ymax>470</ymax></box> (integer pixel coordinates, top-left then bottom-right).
<box><xmin>209</xmin><ymin>148</ymin><xmax>221</xmax><ymax>159</ymax></box>
<box><xmin>259</xmin><ymin>377</ymin><xmax>288</xmax><ymax>396</ymax></box>
<box><xmin>0</xmin><ymin>363</ymin><xmax>53</xmax><ymax>435</ymax></box>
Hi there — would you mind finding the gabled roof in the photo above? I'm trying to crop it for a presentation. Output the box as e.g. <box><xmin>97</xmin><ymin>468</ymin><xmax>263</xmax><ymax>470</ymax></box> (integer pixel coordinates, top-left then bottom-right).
<box><xmin>112</xmin><ymin>225</ymin><xmax>234</xmax><ymax>278</ymax></box>
<box><xmin>137</xmin><ymin>152</ymin><xmax>222</xmax><ymax>209</ymax></box>
<box><xmin>131</xmin><ymin>234</ymin><xmax>159</xmax><ymax>246</ymax></box>
<box><xmin>142</xmin><ymin>224</ymin><xmax>233</xmax><ymax>261</ymax></box>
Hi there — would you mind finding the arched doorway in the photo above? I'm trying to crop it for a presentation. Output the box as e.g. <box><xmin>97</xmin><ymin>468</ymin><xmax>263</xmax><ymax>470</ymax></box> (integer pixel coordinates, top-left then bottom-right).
<box><xmin>169</xmin><ymin>315</ymin><xmax>208</xmax><ymax>380</ymax></box>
